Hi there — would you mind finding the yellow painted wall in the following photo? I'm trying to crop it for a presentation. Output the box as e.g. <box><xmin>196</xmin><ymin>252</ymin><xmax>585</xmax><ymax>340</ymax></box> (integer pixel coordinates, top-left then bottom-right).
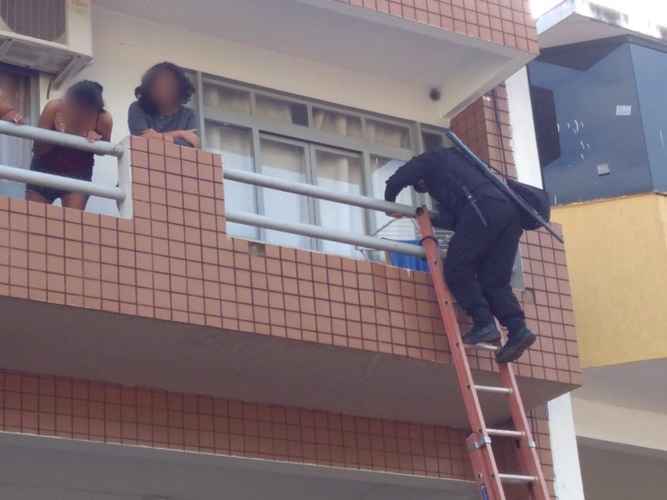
<box><xmin>553</xmin><ymin>193</ymin><xmax>667</xmax><ymax>368</ymax></box>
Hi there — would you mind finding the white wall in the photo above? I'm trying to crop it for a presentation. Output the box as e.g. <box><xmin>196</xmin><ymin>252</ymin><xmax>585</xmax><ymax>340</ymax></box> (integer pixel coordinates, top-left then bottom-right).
<box><xmin>548</xmin><ymin>394</ymin><xmax>586</xmax><ymax>500</ymax></box>
<box><xmin>573</xmin><ymin>397</ymin><xmax>667</xmax><ymax>453</ymax></box>
<box><xmin>505</xmin><ymin>67</ymin><xmax>586</xmax><ymax>500</ymax></box>
<box><xmin>505</xmin><ymin>67</ymin><xmax>543</xmax><ymax>188</ymax></box>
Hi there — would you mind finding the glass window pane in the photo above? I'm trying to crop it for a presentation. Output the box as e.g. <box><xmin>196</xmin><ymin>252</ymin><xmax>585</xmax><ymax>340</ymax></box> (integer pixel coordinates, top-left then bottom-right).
<box><xmin>366</xmin><ymin>119</ymin><xmax>411</xmax><ymax>149</ymax></box>
<box><xmin>255</xmin><ymin>95</ymin><xmax>308</xmax><ymax>126</ymax></box>
<box><xmin>205</xmin><ymin>122</ymin><xmax>258</xmax><ymax>240</ymax></box>
<box><xmin>312</xmin><ymin>108</ymin><xmax>362</xmax><ymax>139</ymax></box>
<box><xmin>203</xmin><ymin>83</ymin><xmax>251</xmax><ymax>115</ymax></box>
<box><xmin>369</xmin><ymin>155</ymin><xmax>416</xmax><ymax>241</ymax></box>
<box><xmin>0</xmin><ymin>69</ymin><xmax>31</xmax><ymax>200</ymax></box>
<box><xmin>259</xmin><ymin>137</ymin><xmax>311</xmax><ymax>249</ymax></box>
<box><xmin>314</xmin><ymin>149</ymin><xmax>365</xmax><ymax>257</ymax></box>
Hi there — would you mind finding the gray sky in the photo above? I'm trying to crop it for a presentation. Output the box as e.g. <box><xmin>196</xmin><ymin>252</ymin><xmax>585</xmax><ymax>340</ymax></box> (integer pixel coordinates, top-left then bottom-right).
<box><xmin>530</xmin><ymin>0</ymin><xmax>667</xmax><ymax>22</ymax></box>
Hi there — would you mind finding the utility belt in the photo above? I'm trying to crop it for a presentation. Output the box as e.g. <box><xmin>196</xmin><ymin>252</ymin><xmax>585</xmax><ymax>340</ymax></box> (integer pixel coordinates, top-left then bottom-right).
<box><xmin>461</xmin><ymin>185</ymin><xmax>489</xmax><ymax>227</ymax></box>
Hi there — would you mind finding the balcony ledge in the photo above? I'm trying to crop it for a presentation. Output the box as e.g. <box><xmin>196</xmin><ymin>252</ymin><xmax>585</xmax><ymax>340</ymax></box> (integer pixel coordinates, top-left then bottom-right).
<box><xmin>0</xmin><ymin>295</ymin><xmax>575</xmax><ymax>429</ymax></box>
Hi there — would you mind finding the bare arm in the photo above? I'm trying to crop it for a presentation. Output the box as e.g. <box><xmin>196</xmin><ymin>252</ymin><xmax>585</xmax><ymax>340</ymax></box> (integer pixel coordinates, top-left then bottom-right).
<box><xmin>86</xmin><ymin>111</ymin><xmax>114</xmax><ymax>143</ymax></box>
<box><xmin>138</xmin><ymin>128</ymin><xmax>200</xmax><ymax>148</ymax></box>
<box><xmin>33</xmin><ymin>100</ymin><xmax>63</xmax><ymax>156</ymax></box>
<box><xmin>170</xmin><ymin>129</ymin><xmax>200</xmax><ymax>148</ymax></box>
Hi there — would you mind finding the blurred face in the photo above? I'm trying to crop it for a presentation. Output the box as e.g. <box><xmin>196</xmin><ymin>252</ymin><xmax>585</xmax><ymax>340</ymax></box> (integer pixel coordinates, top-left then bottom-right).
<box><xmin>64</xmin><ymin>95</ymin><xmax>98</xmax><ymax>123</ymax></box>
<box><xmin>150</xmin><ymin>70</ymin><xmax>180</xmax><ymax>108</ymax></box>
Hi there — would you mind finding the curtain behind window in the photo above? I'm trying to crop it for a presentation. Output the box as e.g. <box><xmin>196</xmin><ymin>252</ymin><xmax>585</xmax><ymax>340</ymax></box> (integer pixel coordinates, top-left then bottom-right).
<box><xmin>206</xmin><ymin>122</ymin><xmax>258</xmax><ymax>241</ymax></box>
<box><xmin>0</xmin><ymin>69</ymin><xmax>31</xmax><ymax>199</ymax></box>
<box><xmin>315</xmin><ymin>149</ymin><xmax>365</xmax><ymax>258</ymax></box>
<box><xmin>370</xmin><ymin>156</ymin><xmax>415</xmax><ymax>242</ymax></box>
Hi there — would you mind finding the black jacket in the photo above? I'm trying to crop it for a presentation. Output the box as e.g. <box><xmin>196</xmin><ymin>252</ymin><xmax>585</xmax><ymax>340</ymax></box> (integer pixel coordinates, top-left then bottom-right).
<box><xmin>384</xmin><ymin>147</ymin><xmax>506</xmax><ymax>229</ymax></box>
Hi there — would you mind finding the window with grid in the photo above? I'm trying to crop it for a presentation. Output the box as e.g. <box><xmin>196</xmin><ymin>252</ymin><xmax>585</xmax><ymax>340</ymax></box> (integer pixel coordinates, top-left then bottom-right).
<box><xmin>195</xmin><ymin>74</ymin><xmax>433</xmax><ymax>258</ymax></box>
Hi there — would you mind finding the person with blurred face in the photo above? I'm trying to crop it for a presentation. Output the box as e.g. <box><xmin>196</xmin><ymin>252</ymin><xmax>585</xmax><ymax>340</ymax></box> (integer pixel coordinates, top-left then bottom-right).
<box><xmin>27</xmin><ymin>80</ymin><xmax>113</xmax><ymax>210</ymax></box>
<box><xmin>128</xmin><ymin>62</ymin><xmax>199</xmax><ymax>148</ymax></box>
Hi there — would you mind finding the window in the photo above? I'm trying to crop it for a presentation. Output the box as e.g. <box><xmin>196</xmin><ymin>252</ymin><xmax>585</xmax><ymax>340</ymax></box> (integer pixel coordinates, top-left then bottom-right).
<box><xmin>255</xmin><ymin>95</ymin><xmax>308</xmax><ymax>127</ymax></box>
<box><xmin>205</xmin><ymin>122</ymin><xmax>258</xmax><ymax>240</ymax></box>
<box><xmin>366</xmin><ymin>118</ymin><xmax>411</xmax><ymax>149</ymax></box>
<box><xmin>194</xmin><ymin>73</ymin><xmax>441</xmax><ymax>258</ymax></box>
<box><xmin>312</xmin><ymin>107</ymin><xmax>362</xmax><ymax>139</ymax></box>
<box><xmin>259</xmin><ymin>136</ymin><xmax>312</xmax><ymax>249</ymax></box>
<box><xmin>0</xmin><ymin>64</ymin><xmax>34</xmax><ymax>199</ymax></box>
<box><xmin>313</xmin><ymin>147</ymin><xmax>365</xmax><ymax>256</ymax></box>
<box><xmin>203</xmin><ymin>83</ymin><xmax>251</xmax><ymax>115</ymax></box>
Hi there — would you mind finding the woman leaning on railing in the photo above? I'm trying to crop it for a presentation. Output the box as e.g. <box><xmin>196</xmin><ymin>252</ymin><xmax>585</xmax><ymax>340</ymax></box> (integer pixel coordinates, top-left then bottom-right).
<box><xmin>26</xmin><ymin>81</ymin><xmax>113</xmax><ymax>210</ymax></box>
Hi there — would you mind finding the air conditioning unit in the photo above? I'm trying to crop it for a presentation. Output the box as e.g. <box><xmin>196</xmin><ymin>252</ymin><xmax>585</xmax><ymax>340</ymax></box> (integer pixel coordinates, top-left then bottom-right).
<box><xmin>0</xmin><ymin>0</ymin><xmax>93</xmax><ymax>84</ymax></box>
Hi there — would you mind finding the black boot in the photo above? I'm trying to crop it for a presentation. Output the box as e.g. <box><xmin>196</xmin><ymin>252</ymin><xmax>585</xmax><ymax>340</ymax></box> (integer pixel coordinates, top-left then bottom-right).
<box><xmin>495</xmin><ymin>327</ymin><xmax>536</xmax><ymax>363</ymax></box>
<box><xmin>463</xmin><ymin>322</ymin><xmax>501</xmax><ymax>345</ymax></box>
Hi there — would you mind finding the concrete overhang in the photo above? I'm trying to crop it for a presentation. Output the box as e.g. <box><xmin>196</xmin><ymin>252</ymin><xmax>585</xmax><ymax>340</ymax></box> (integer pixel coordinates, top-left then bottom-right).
<box><xmin>0</xmin><ymin>432</ymin><xmax>480</xmax><ymax>500</ymax></box>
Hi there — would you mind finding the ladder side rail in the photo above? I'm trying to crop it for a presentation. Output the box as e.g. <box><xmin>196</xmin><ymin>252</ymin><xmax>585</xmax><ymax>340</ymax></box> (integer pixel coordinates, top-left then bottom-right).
<box><xmin>416</xmin><ymin>210</ymin><xmax>506</xmax><ymax>500</ymax></box>
<box><xmin>499</xmin><ymin>364</ymin><xmax>551</xmax><ymax>500</ymax></box>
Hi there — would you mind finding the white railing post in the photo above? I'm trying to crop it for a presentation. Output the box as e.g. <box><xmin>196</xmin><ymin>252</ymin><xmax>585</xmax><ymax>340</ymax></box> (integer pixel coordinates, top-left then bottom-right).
<box><xmin>116</xmin><ymin>138</ymin><xmax>133</xmax><ymax>218</ymax></box>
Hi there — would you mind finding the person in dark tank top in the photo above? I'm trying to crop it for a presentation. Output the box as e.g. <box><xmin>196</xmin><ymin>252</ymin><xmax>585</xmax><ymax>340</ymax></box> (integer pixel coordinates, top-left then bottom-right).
<box><xmin>128</xmin><ymin>62</ymin><xmax>199</xmax><ymax>148</ymax></box>
<box><xmin>27</xmin><ymin>81</ymin><xmax>113</xmax><ymax>210</ymax></box>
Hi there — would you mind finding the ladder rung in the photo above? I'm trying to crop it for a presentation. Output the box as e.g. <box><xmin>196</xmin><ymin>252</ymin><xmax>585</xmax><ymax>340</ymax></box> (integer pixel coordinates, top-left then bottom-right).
<box><xmin>465</xmin><ymin>342</ymin><xmax>499</xmax><ymax>352</ymax></box>
<box><xmin>474</xmin><ymin>385</ymin><xmax>512</xmax><ymax>395</ymax></box>
<box><xmin>487</xmin><ymin>428</ymin><xmax>525</xmax><ymax>438</ymax></box>
<box><xmin>499</xmin><ymin>473</ymin><xmax>537</xmax><ymax>484</ymax></box>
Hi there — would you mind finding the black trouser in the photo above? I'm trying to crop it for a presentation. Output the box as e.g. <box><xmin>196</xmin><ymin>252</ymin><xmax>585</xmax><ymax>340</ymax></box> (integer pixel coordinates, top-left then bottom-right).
<box><xmin>444</xmin><ymin>197</ymin><xmax>525</xmax><ymax>337</ymax></box>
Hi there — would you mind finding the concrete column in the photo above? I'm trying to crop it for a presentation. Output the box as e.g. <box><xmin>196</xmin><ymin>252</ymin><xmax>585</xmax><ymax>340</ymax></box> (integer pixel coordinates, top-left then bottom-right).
<box><xmin>548</xmin><ymin>394</ymin><xmax>586</xmax><ymax>500</ymax></box>
<box><xmin>505</xmin><ymin>67</ymin><xmax>543</xmax><ymax>188</ymax></box>
<box><xmin>505</xmin><ymin>67</ymin><xmax>586</xmax><ymax>499</ymax></box>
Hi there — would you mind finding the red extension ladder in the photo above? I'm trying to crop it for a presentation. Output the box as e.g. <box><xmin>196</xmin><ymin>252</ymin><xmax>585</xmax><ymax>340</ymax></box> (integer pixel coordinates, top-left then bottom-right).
<box><xmin>416</xmin><ymin>209</ymin><xmax>550</xmax><ymax>500</ymax></box>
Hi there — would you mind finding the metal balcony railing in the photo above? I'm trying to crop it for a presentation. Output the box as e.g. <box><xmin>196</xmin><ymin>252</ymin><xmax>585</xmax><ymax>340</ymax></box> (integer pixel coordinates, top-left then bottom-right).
<box><xmin>0</xmin><ymin>121</ymin><xmax>132</xmax><ymax>217</ymax></box>
<box><xmin>0</xmin><ymin>120</ymin><xmax>433</xmax><ymax>258</ymax></box>
<box><xmin>222</xmin><ymin>167</ymin><xmax>430</xmax><ymax>258</ymax></box>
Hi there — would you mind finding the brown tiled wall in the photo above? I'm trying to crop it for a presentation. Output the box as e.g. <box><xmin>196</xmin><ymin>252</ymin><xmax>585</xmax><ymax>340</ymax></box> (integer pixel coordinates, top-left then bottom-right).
<box><xmin>334</xmin><ymin>0</ymin><xmax>539</xmax><ymax>53</ymax></box>
<box><xmin>0</xmin><ymin>136</ymin><xmax>580</xmax><ymax>385</ymax></box>
<box><xmin>0</xmin><ymin>129</ymin><xmax>568</xmax><ymax>497</ymax></box>
<box><xmin>0</xmin><ymin>369</ymin><xmax>555</xmax><ymax>496</ymax></box>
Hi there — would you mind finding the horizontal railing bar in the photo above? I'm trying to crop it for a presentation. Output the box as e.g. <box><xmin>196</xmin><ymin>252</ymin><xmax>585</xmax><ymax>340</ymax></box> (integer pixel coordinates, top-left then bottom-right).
<box><xmin>226</xmin><ymin>210</ymin><xmax>429</xmax><ymax>258</ymax></box>
<box><xmin>0</xmin><ymin>121</ymin><xmax>124</xmax><ymax>158</ymax></box>
<box><xmin>224</xmin><ymin>168</ymin><xmax>421</xmax><ymax>218</ymax></box>
<box><xmin>0</xmin><ymin>164</ymin><xmax>125</xmax><ymax>201</ymax></box>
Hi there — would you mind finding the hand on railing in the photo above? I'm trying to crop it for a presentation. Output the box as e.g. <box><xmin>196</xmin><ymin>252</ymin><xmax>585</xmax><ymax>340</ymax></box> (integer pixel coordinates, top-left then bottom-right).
<box><xmin>86</xmin><ymin>130</ymin><xmax>103</xmax><ymax>143</ymax></box>
<box><xmin>1</xmin><ymin>110</ymin><xmax>24</xmax><ymax>125</ymax></box>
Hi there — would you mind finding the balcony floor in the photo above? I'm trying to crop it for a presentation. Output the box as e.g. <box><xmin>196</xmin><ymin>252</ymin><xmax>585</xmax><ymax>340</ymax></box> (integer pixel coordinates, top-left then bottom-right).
<box><xmin>0</xmin><ymin>297</ymin><xmax>573</xmax><ymax>428</ymax></box>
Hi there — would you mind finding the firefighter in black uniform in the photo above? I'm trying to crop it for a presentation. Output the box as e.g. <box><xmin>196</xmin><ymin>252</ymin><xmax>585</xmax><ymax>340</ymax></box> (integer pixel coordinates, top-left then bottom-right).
<box><xmin>385</xmin><ymin>146</ymin><xmax>536</xmax><ymax>364</ymax></box>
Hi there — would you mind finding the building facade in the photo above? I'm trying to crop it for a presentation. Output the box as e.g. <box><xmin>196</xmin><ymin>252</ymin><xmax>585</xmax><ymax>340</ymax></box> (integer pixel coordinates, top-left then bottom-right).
<box><xmin>0</xmin><ymin>1</ymin><xmax>584</xmax><ymax>498</ymax></box>
<box><xmin>532</xmin><ymin>1</ymin><xmax>667</xmax><ymax>498</ymax></box>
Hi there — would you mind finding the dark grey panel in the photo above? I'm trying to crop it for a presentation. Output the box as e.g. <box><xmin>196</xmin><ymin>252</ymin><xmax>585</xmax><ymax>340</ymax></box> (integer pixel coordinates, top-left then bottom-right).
<box><xmin>529</xmin><ymin>42</ymin><xmax>653</xmax><ymax>204</ymax></box>
<box><xmin>631</xmin><ymin>44</ymin><xmax>667</xmax><ymax>192</ymax></box>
